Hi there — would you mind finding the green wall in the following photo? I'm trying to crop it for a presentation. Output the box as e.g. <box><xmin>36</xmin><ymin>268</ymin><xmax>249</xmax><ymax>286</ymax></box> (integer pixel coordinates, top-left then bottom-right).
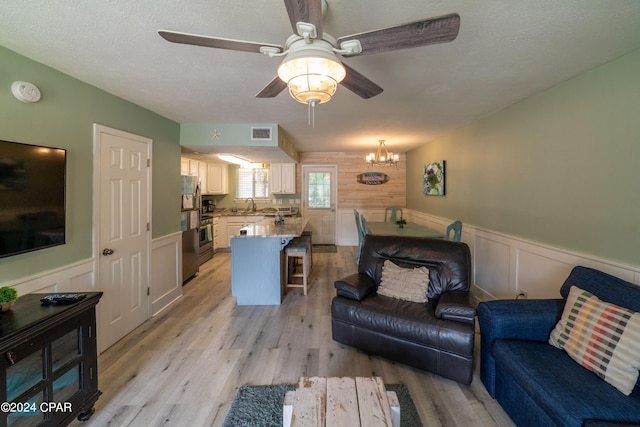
<box><xmin>407</xmin><ymin>48</ymin><xmax>640</xmax><ymax>267</ymax></box>
<box><xmin>0</xmin><ymin>46</ymin><xmax>181</xmax><ymax>283</ymax></box>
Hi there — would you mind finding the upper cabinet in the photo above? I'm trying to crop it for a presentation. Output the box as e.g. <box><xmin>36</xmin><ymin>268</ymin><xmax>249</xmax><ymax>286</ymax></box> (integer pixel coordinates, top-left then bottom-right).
<box><xmin>206</xmin><ymin>163</ymin><xmax>229</xmax><ymax>194</ymax></box>
<box><xmin>182</xmin><ymin>157</ymin><xmax>228</xmax><ymax>194</ymax></box>
<box><xmin>180</xmin><ymin>157</ymin><xmax>190</xmax><ymax>175</ymax></box>
<box><xmin>180</xmin><ymin>157</ymin><xmax>200</xmax><ymax>176</ymax></box>
<box><xmin>198</xmin><ymin>161</ymin><xmax>208</xmax><ymax>190</ymax></box>
<box><xmin>271</xmin><ymin>163</ymin><xmax>296</xmax><ymax>194</ymax></box>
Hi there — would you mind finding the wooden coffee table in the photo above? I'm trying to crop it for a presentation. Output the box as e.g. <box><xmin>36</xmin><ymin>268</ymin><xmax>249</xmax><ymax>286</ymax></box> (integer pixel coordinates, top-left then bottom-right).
<box><xmin>283</xmin><ymin>376</ymin><xmax>400</xmax><ymax>427</ymax></box>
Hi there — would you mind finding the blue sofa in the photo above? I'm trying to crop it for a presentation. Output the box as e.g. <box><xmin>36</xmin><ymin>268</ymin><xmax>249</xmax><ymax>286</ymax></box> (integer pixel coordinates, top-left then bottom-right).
<box><xmin>478</xmin><ymin>266</ymin><xmax>640</xmax><ymax>427</ymax></box>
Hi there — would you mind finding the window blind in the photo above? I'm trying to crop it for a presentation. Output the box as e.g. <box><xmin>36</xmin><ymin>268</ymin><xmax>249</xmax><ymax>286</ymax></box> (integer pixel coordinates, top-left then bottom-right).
<box><xmin>237</xmin><ymin>168</ymin><xmax>269</xmax><ymax>199</ymax></box>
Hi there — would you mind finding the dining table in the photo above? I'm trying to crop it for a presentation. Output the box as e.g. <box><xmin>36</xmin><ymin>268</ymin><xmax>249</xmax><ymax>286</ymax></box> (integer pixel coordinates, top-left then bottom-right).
<box><xmin>366</xmin><ymin>221</ymin><xmax>444</xmax><ymax>239</ymax></box>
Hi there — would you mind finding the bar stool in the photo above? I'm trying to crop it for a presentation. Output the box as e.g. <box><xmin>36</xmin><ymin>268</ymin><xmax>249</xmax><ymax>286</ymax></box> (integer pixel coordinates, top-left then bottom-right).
<box><xmin>285</xmin><ymin>237</ymin><xmax>311</xmax><ymax>295</ymax></box>
<box><xmin>301</xmin><ymin>228</ymin><xmax>313</xmax><ymax>272</ymax></box>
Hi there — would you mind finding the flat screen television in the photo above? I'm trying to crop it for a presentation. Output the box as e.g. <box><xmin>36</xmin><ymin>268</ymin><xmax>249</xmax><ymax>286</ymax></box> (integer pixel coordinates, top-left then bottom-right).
<box><xmin>0</xmin><ymin>139</ymin><xmax>66</xmax><ymax>258</ymax></box>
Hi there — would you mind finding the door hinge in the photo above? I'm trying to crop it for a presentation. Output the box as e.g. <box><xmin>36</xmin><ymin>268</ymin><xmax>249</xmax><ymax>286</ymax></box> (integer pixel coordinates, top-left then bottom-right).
<box><xmin>147</xmin><ymin>222</ymin><xmax>150</xmax><ymax>231</ymax></box>
<box><xmin>147</xmin><ymin>287</ymin><xmax>150</xmax><ymax>296</ymax></box>
<box><xmin>147</xmin><ymin>159</ymin><xmax>151</xmax><ymax>167</ymax></box>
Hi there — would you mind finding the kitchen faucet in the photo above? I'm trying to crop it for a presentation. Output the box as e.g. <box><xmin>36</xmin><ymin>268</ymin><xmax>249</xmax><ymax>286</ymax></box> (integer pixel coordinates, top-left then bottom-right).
<box><xmin>246</xmin><ymin>198</ymin><xmax>256</xmax><ymax>211</ymax></box>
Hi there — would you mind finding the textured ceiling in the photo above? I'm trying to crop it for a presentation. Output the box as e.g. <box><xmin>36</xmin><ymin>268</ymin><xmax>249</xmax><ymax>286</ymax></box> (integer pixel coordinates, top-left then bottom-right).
<box><xmin>2</xmin><ymin>0</ymin><xmax>640</xmax><ymax>160</ymax></box>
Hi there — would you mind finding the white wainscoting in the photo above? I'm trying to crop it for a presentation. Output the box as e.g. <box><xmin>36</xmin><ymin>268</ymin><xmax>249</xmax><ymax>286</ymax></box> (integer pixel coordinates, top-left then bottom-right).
<box><xmin>404</xmin><ymin>210</ymin><xmax>640</xmax><ymax>301</ymax></box>
<box><xmin>337</xmin><ymin>208</ymin><xmax>387</xmax><ymax>246</ymax></box>
<box><xmin>150</xmin><ymin>232</ymin><xmax>183</xmax><ymax>315</ymax></box>
<box><xmin>5</xmin><ymin>258</ymin><xmax>97</xmax><ymax>295</ymax></box>
<box><xmin>337</xmin><ymin>208</ymin><xmax>640</xmax><ymax>302</ymax></box>
<box><xmin>6</xmin><ymin>232</ymin><xmax>183</xmax><ymax>317</ymax></box>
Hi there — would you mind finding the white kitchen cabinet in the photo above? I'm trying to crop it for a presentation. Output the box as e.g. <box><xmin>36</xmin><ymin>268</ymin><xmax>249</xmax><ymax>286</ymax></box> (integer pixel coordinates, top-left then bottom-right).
<box><xmin>206</xmin><ymin>163</ymin><xmax>229</xmax><ymax>194</ymax></box>
<box><xmin>181</xmin><ymin>157</ymin><xmax>200</xmax><ymax>176</ymax></box>
<box><xmin>213</xmin><ymin>216</ymin><xmax>220</xmax><ymax>252</ymax></box>
<box><xmin>180</xmin><ymin>157</ymin><xmax>190</xmax><ymax>175</ymax></box>
<box><xmin>198</xmin><ymin>161</ymin><xmax>208</xmax><ymax>190</ymax></box>
<box><xmin>180</xmin><ymin>157</ymin><xmax>200</xmax><ymax>176</ymax></box>
<box><xmin>226</xmin><ymin>219</ymin><xmax>245</xmax><ymax>248</ymax></box>
<box><xmin>270</xmin><ymin>163</ymin><xmax>296</xmax><ymax>194</ymax></box>
<box><xmin>189</xmin><ymin>159</ymin><xmax>200</xmax><ymax>176</ymax></box>
<box><xmin>224</xmin><ymin>215</ymin><xmax>264</xmax><ymax>247</ymax></box>
<box><xmin>218</xmin><ymin>217</ymin><xmax>228</xmax><ymax>249</ymax></box>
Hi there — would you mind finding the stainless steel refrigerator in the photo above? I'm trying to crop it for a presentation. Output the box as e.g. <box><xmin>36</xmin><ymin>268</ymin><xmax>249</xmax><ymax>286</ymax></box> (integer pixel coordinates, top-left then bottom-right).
<box><xmin>181</xmin><ymin>175</ymin><xmax>199</xmax><ymax>282</ymax></box>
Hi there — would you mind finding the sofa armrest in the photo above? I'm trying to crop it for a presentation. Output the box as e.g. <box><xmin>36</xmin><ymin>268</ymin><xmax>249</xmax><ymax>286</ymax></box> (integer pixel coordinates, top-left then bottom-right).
<box><xmin>477</xmin><ymin>298</ymin><xmax>565</xmax><ymax>397</ymax></box>
<box><xmin>334</xmin><ymin>273</ymin><xmax>376</xmax><ymax>301</ymax></box>
<box><xmin>435</xmin><ymin>291</ymin><xmax>476</xmax><ymax>326</ymax></box>
<box><xmin>477</xmin><ymin>299</ymin><xmax>565</xmax><ymax>342</ymax></box>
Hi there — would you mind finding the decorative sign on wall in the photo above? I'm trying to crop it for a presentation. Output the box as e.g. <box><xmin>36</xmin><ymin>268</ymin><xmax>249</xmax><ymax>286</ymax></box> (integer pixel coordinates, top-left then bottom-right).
<box><xmin>423</xmin><ymin>161</ymin><xmax>445</xmax><ymax>195</ymax></box>
<box><xmin>357</xmin><ymin>172</ymin><xmax>390</xmax><ymax>185</ymax></box>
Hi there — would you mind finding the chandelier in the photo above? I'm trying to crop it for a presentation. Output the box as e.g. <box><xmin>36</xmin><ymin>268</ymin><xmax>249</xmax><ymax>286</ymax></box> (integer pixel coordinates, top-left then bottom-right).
<box><xmin>366</xmin><ymin>140</ymin><xmax>399</xmax><ymax>167</ymax></box>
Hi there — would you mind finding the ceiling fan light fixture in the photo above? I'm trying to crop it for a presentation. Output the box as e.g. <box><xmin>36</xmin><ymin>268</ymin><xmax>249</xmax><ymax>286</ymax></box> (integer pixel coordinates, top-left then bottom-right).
<box><xmin>277</xmin><ymin>39</ymin><xmax>346</xmax><ymax>105</ymax></box>
<box><xmin>285</xmin><ymin>68</ymin><xmax>338</xmax><ymax>104</ymax></box>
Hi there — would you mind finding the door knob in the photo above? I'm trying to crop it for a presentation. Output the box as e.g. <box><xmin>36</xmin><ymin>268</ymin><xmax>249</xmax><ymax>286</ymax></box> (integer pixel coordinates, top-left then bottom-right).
<box><xmin>102</xmin><ymin>248</ymin><xmax>115</xmax><ymax>256</ymax></box>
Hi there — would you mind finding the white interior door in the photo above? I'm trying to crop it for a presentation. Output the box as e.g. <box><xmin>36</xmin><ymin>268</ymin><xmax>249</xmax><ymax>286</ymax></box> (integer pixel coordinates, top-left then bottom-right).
<box><xmin>95</xmin><ymin>125</ymin><xmax>151</xmax><ymax>353</ymax></box>
<box><xmin>302</xmin><ymin>165</ymin><xmax>337</xmax><ymax>245</ymax></box>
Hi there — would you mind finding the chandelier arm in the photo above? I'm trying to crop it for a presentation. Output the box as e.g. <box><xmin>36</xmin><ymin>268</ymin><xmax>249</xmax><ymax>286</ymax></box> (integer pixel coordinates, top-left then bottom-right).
<box><xmin>366</xmin><ymin>140</ymin><xmax>400</xmax><ymax>167</ymax></box>
<box><xmin>376</xmin><ymin>141</ymin><xmax>384</xmax><ymax>160</ymax></box>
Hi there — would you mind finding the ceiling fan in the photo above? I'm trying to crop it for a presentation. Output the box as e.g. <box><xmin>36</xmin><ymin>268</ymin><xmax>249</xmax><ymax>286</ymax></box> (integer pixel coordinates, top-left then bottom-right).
<box><xmin>159</xmin><ymin>0</ymin><xmax>460</xmax><ymax>105</ymax></box>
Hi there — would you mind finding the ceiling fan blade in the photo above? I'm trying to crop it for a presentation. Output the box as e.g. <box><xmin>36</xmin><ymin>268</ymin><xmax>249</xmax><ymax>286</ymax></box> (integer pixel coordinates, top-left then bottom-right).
<box><xmin>159</xmin><ymin>30</ymin><xmax>283</xmax><ymax>54</ymax></box>
<box><xmin>283</xmin><ymin>0</ymin><xmax>323</xmax><ymax>38</ymax></box>
<box><xmin>340</xmin><ymin>63</ymin><xmax>383</xmax><ymax>99</ymax></box>
<box><xmin>256</xmin><ymin>77</ymin><xmax>288</xmax><ymax>98</ymax></box>
<box><xmin>337</xmin><ymin>13</ymin><xmax>460</xmax><ymax>57</ymax></box>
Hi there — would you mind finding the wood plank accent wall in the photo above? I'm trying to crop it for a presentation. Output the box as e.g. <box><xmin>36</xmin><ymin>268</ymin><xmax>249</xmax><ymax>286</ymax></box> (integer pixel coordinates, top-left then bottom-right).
<box><xmin>297</xmin><ymin>152</ymin><xmax>406</xmax><ymax>208</ymax></box>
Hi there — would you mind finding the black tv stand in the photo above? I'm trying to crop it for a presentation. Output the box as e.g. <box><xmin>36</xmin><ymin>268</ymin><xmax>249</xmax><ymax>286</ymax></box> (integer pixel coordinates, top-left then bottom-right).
<box><xmin>0</xmin><ymin>292</ymin><xmax>102</xmax><ymax>426</ymax></box>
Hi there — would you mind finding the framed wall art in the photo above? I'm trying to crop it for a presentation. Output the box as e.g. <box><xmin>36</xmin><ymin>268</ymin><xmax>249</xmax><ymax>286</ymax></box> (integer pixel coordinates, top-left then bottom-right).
<box><xmin>423</xmin><ymin>160</ymin><xmax>445</xmax><ymax>196</ymax></box>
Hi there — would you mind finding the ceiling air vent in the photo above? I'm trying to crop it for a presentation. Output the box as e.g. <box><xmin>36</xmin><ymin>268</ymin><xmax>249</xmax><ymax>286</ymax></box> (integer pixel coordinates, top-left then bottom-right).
<box><xmin>251</xmin><ymin>127</ymin><xmax>272</xmax><ymax>141</ymax></box>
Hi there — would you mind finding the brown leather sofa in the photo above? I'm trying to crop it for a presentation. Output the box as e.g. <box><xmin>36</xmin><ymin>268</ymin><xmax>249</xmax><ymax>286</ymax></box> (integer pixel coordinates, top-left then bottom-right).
<box><xmin>331</xmin><ymin>234</ymin><xmax>475</xmax><ymax>384</ymax></box>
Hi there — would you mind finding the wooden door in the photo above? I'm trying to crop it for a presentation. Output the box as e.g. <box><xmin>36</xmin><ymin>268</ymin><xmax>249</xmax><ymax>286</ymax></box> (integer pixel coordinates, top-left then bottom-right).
<box><xmin>94</xmin><ymin>125</ymin><xmax>151</xmax><ymax>353</ymax></box>
<box><xmin>302</xmin><ymin>165</ymin><xmax>337</xmax><ymax>245</ymax></box>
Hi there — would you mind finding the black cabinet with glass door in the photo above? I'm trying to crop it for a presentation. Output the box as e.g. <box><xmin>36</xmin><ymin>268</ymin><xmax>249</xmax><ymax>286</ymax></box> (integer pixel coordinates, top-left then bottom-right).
<box><xmin>0</xmin><ymin>292</ymin><xmax>102</xmax><ymax>427</ymax></box>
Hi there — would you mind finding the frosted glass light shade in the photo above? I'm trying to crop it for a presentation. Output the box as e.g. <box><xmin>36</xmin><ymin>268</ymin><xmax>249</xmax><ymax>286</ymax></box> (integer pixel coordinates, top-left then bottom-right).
<box><xmin>278</xmin><ymin>52</ymin><xmax>346</xmax><ymax>104</ymax></box>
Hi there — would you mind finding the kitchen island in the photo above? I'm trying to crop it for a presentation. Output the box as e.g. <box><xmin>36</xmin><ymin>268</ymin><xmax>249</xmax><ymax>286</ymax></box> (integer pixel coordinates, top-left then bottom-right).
<box><xmin>230</xmin><ymin>217</ymin><xmax>308</xmax><ymax>305</ymax></box>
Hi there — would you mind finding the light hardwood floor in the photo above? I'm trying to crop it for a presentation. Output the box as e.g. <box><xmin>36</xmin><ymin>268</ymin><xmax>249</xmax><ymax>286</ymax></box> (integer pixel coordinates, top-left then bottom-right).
<box><xmin>71</xmin><ymin>247</ymin><xmax>515</xmax><ymax>427</ymax></box>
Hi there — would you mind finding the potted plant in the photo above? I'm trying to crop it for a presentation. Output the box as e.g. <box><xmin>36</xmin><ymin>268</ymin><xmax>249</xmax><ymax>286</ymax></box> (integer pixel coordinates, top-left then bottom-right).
<box><xmin>395</xmin><ymin>218</ymin><xmax>407</xmax><ymax>228</ymax></box>
<box><xmin>0</xmin><ymin>286</ymin><xmax>18</xmax><ymax>311</ymax></box>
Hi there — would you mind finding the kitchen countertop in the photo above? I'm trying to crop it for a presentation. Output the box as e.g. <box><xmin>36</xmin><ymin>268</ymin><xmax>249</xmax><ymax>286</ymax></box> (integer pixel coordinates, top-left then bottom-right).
<box><xmin>232</xmin><ymin>217</ymin><xmax>308</xmax><ymax>239</ymax></box>
<box><xmin>203</xmin><ymin>208</ymin><xmax>292</xmax><ymax>217</ymax></box>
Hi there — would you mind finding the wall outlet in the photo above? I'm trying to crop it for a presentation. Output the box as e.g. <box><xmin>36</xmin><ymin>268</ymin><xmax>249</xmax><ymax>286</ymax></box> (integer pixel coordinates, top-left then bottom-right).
<box><xmin>516</xmin><ymin>289</ymin><xmax>528</xmax><ymax>299</ymax></box>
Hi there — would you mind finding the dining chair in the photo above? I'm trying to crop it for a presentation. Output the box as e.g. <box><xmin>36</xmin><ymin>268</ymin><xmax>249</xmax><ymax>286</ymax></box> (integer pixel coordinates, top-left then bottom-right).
<box><xmin>360</xmin><ymin>215</ymin><xmax>369</xmax><ymax>235</ymax></box>
<box><xmin>354</xmin><ymin>210</ymin><xmax>363</xmax><ymax>263</ymax></box>
<box><xmin>446</xmin><ymin>220</ymin><xmax>463</xmax><ymax>242</ymax></box>
<box><xmin>384</xmin><ymin>206</ymin><xmax>403</xmax><ymax>223</ymax></box>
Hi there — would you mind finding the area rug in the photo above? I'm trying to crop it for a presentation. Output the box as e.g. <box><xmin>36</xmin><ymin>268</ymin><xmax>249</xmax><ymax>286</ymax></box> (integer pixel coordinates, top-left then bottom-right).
<box><xmin>312</xmin><ymin>244</ymin><xmax>337</xmax><ymax>253</ymax></box>
<box><xmin>222</xmin><ymin>383</ymin><xmax>423</xmax><ymax>427</ymax></box>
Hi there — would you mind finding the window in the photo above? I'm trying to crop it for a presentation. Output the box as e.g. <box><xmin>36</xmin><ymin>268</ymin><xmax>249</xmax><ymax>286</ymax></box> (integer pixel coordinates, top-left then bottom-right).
<box><xmin>236</xmin><ymin>167</ymin><xmax>270</xmax><ymax>199</ymax></box>
<box><xmin>307</xmin><ymin>172</ymin><xmax>331</xmax><ymax>208</ymax></box>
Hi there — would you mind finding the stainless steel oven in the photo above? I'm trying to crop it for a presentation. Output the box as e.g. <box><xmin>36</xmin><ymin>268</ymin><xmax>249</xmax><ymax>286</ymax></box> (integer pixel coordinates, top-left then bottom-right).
<box><xmin>199</xmin><ymin>215</ymin><xmax>214</xmax><ymax>264</ymax></box>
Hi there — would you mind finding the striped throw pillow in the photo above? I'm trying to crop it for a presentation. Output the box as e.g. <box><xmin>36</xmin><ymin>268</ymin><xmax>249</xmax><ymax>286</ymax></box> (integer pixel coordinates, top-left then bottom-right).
<box><xmin>549</xmin><ymin>285</ymin><xmax>640</xmax><ymax>395</ymax></box>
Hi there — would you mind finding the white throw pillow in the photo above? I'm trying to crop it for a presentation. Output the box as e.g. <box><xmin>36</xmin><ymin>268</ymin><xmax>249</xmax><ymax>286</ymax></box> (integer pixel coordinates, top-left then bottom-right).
<box><xmin>377</xmin><ymin>260</ymin><xmax>429</xmax><ymax>303</ymax></box>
